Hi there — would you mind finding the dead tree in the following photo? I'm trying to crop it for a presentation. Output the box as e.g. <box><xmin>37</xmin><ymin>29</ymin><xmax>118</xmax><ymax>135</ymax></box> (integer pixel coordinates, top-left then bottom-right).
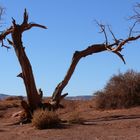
<box><xmin>50</xmin><ymin>22</ymin><xmax>140</xmax><ymax>108</ymax></box>
<box><xmin>0</xmin><ymin>9</ymin><xmax>47</xmax><ymax>112</ymax></box>
<box><xmin>0</xmin><ymin>9</ymin><xmax>140</xmax><ymax>121</ymax></box>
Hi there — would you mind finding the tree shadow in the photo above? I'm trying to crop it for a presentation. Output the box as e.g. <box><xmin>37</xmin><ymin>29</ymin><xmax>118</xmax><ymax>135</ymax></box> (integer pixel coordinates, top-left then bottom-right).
<box><xmin>81</xmin><ymin>114</ymin><xmax>140</xmax><ymax>125</ymax></box>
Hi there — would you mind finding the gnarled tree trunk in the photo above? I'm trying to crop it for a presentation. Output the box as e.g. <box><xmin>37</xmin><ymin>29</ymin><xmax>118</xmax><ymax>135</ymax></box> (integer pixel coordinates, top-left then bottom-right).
<box><xmin>11</xmin><ymin>24</ymin><xmax>41</xmax><ymax>110</ymax></box>
<box><xmin>50</xmin><ymin>44</ymin><xmax>114</xmax><ymax>107</ymax></box>
<box><xmin>0</xmin><ymin>10</ymin><xmax>47</xmax><ymax>113</ymax></box>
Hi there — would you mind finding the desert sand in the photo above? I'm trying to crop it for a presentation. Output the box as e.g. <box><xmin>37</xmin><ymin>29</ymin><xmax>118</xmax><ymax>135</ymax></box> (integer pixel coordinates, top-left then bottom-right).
<box><xmin>0</xmin><ymin>99</ymin><xmax>140</xmax><ymax>140</ymax></box>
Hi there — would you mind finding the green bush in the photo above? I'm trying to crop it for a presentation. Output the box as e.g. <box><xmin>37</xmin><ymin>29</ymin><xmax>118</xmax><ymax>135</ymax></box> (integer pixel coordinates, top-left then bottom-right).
<box><xmin>32</xmin><ymin>109</ymin><xmax>61</xmax><ymax>129</ymax></box>
<box><xmin>95</xmin><ymin>70</ymin><xmax>140</xmax><ymax>109</ymax></box>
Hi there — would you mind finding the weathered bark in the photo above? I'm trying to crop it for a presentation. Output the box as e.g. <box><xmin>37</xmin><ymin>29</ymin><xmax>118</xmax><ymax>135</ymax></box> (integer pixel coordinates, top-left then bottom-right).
<box><xmin>0</xmin><ymin>10</ymin><xmax>47</xmax><ymax>111</ymax></box>
<box><xmin>11</xmin><ymin>24</ymin><xmax>41</xmax><ymax>110</ymax></box>
<box><xmin>21</xmin><ymin>100</ymin><xmax>32</xmax><ymax>119</ymax></box>
<box><xmin>50</xmin><ymin>32</ymin><xmax>140</xmax><ymax>107</ymax></box>
<box><xmin>51</xmin><ymin>44</ymin><xmax>108</xmax><ymax>107</ymax></box>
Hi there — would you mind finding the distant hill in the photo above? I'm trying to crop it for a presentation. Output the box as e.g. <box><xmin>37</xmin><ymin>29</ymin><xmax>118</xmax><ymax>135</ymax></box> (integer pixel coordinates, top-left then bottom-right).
<box><xmin>0</xmin><ymin>93</ymin><xmax>9</xmax><ymax>99</ymax></box>
<box><xmin>66</xmin><ymin>95</ymin><xmax>92</xmax><ymax>100</ymax></box>
<box><xmin>0</xmin><ymin>93</ymin><xmax>92</xmax><ymax>100</ymax></box>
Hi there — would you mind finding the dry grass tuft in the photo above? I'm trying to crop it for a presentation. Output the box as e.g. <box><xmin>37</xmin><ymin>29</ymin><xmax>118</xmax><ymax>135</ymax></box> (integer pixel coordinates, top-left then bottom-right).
<box><xmin>95</xmin><ymin>70</ymin><xmax>140</xmax><ymax>109</ymax></box>
<box><xmin>32</xmin><ymin>109</ymin><xmax>61</xmax><ymax>129</ymax></box>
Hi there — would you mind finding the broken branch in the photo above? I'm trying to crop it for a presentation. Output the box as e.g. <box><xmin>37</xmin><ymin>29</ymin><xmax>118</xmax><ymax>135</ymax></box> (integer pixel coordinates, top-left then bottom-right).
<box><xmin>22</xmin><ymin>23</ymin><xmax>47</xmax><ymax>32</ymax></box>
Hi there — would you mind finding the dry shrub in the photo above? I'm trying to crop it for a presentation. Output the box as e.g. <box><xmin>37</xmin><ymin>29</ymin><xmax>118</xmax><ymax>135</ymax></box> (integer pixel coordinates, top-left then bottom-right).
<box><xmin>0</xmin><ymin>111</ymin><xmax>4</xmax><ymax>118</ymax></box>
<box><xmin>5</xmin><ymin>96</ymin><xmax>23</xmax><ymax>101</ymax></box>
<box><xmin>0</xmin><ymin>96</ymin><xmax>23</xmax><ymax>110</ymax></box>
<box><xmin>0</xmin><ymin>99</ymin><xmax>20</xmax><ymax>110</ymax></box>
<box><xmin>95</xmin><ymin>70</ymin><xmax>140</xmax><ymax>109</ymax></box>
<box><xmin>32</xmin><ymin>109</ymin><xmax>61</xmax><ymax>129</ymax></box>
<box><xmin>68</xmin><ymin>111</ymin><xmax>84</xmax><ymax>124</ymax></box>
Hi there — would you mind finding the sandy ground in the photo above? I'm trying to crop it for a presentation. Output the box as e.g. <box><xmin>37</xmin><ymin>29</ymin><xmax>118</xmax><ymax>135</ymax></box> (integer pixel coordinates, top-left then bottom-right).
<box><xmin>0</xmin><ymin>99</ymin><xmax>140</xmax><ymax>140</ymax></box>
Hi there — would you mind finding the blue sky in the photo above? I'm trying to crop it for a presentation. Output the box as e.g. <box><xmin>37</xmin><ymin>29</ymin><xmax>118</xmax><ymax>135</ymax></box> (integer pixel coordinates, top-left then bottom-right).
<box><xmin>0</xmin><ymin>0</ymin><xmax>140</xmax><ymax>96</ymax></box>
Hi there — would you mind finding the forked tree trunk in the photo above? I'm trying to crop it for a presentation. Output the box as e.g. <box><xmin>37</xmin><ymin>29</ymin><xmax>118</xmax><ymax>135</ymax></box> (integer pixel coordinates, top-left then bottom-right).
<box><xmin>1</xmin><ymin>9</ymin><xmax>140</xmax><ymax>117</ymax></box>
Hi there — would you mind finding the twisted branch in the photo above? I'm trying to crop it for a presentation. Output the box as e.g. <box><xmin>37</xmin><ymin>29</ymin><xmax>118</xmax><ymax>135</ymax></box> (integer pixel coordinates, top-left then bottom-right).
<box><xmin>0</xmin><ymin>9</ymin><xmax>47</xmax><ymax>43</ymax></box>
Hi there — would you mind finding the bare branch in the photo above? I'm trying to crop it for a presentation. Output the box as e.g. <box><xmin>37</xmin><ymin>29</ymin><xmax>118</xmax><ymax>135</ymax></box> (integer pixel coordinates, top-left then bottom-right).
<box><xmin>96</xmin><ymin>21</ymin><xmax>108</xmax><ymax>46</ymax></box>
<box><xmin>112</xmin><ymin>51</ymin><xmax>126</xmax><ymax>64</ymax></box>
<box><xmin>20</xmin><ymin>9</ymin><xmax>47</xmax><ymax>32</ymax></box>
<box><xmin>0</xmin><ymin>26</ymin><xmax>13</xmax><ymax>41</ymax></box>
<box><xmin>130</xmin><ymin>3</ymin><xmax>140</xmax><ymax>22</ymax></box>
<box><xmin>61</xmin><ymin>93</ymin><xmax>68</xmax><ymax>100</ymax></box>
<box><xmin>23</xmin><ymin>23</ymin><xmax>47</xmax><ymax>32</ymax></box>
<box><xmin>23</xmin><ymin>8</ymin><xmax>28</xmax><ymax>25</ymax></box>
<box><xmin>110</xmin><ymin>34</ymin><xmax>140</xmax><ymax>53</ymax></box>
<box><xmin>1</xmin><ymin>40</ymin><xmax>11</xmax><ymax>50</ymax></box>
<box><xmin>7</xmin><ymin>39</ymin><xmax>14</xmax><ymax>46</ymax></box>
<box><xmin>108</xmin><ymin>25</ymin><xmax>120</xmax><ymax>46</ymax></box>
<box><xmin>0</xmin><ymin>10</ymin><xmax>47</xmax><ymax>43</ymax></box>
<box><xmin>17</xmin><ymin>73</ymin><xmax>23</xmax><ymax>79</ymax></box>
<box><xmin>95</xmin><ymin>20</ymin><xmax>140</xmax><ymax>64</ymax></box>
<box><xmin>95</xmin><ymin>21</ymin><xmax>122</xmax><ymax>52</ymax></box>
<box><xmin>12</xmin><ymin>17</ymin><xmax>16</xmax><ymax>27</ymax></box>
<box><xmin>128</xmin><ymin>21</ymin><xmax>138</xmax><ymax>37</ymax></box>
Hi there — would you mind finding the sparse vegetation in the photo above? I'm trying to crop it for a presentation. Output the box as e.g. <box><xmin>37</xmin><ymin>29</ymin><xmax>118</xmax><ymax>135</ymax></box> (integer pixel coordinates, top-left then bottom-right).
<box><xmin>0</xmin><ymin>111</ymin><xmax>4</xmax><ymax>118</ymax></box>
<box><xmin>32</xmin><ymin>109</ymin><xmax>61</xmax><ymax>129</ymax></box>
<box><xmin>95</xmin><ymin>70</ymin><xmax>140</xmax><ymax>109</ymax></box>
<box><xmin>5</xmin><ymin>96</ymin><xmax>23</xmax><ymax>101</ymax></box>
<box><xmin>0</xmin><ymin>98</ymin><xmax>21</xmax><ymax>110</ymax></box>
<box><xmin>68</xmin><ymin>111</ymin><xmax>84</xmax><ymax>124</ymax></box>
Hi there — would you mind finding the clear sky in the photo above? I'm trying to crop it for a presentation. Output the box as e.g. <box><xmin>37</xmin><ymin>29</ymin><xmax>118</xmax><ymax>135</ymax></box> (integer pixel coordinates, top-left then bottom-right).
<box><xmin>0</xmin><ymin>0</ymin><xmax>140</xmax><ymax>97</ymax></box>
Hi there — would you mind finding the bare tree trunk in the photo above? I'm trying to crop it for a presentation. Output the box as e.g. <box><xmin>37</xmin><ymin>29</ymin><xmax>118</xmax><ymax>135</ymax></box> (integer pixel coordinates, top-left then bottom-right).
<box><xmin>50</xmin><ymin>40</ymin><xmax>128</xmax><ymax>108</ymax></box>
<box><xmin>11</xmin><ymin>24</ymin><xmax>41</xmax><ymax>110</ymax></box>
<box><xmin>0</xmin><ymin>10</ymin><xmax>47</xmax><ymax>112</ymax></box>
<box><xmin>51</xmin><ymin>21</ymin><xmax>140</xmax><ymax>107</ymax></box>
<box><xmin>51</xmin><ymin>44</ymin><xmax>108</xmax><ymax>107</ymax></box>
